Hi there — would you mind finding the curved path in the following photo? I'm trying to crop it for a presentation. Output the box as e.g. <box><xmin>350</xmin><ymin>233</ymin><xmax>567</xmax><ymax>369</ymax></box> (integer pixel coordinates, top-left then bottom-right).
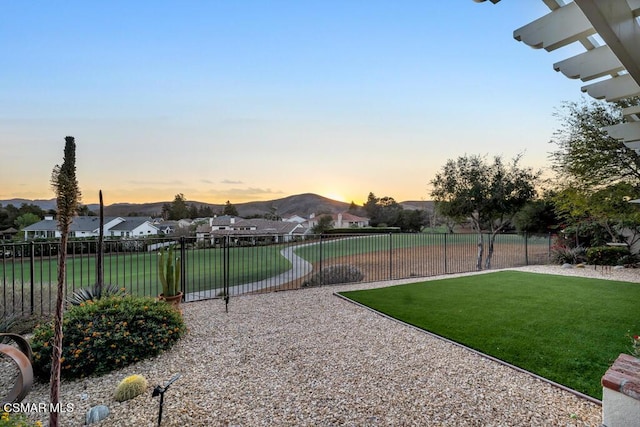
<box><xmin>184</xmin><ymin>242</ymin><xmax>314</xmax><ymax>301</ymax></box>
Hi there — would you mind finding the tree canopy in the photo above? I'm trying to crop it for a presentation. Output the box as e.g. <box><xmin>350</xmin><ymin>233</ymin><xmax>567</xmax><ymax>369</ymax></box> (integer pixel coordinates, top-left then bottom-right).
<box><xmin>549</xmin><ymin>98</ymin><xmax>640</xmax><ymax>188</ymax></box>
<box><xmin>548</xmin><ymin>98</ymin><xmax>640</xmax><ymax>249</ymax></box>
<box><xmin>430</xmin><ymin>154</ymin><xmax>539</xmax><ymax>269</ymax></box>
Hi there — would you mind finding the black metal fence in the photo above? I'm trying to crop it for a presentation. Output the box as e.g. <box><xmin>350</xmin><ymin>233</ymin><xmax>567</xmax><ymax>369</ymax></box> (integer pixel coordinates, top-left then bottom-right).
<box><xmin>0</xmin><ymin>233</ymin><xmax>551</xmax><ymax>320</ymax></box>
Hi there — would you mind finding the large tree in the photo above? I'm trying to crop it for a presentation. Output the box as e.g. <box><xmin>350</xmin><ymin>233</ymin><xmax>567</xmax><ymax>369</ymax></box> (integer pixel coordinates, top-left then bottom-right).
<box><xmin>166</xmin><ymin>193</ymin><xmax>190</xmax><ymax>220</ymax></box>
<box><xmin>549</xmin><ymin>98</ymin><xmax>640</xmax><ymax>247</ymax></box>
<box><xmin>222</xmin><ymin>200</ymin><xmax>239</xmax><ymax>216</ymax></box>
<box><xmin>430</xmin><ymin>154</ymin><xmax>539</xmax><ymax>269</ymax></box>
<box><xmin>549</xmin><ymin>98</ymin><xmax>640</xmax><ymax>188</ymax></box>
<box><xmin>49</xmin><ymin>136</ymin><xmax>81</xmax><ymax>427</ymax></box>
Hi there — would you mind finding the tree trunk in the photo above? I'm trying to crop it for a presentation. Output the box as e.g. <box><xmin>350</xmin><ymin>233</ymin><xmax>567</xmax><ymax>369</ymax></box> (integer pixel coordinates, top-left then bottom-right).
<box><xmin>476</xmin><ymin>232</ymin><xmax>484</xmax><ymax>270</ymax></box>
<box><xmin>484</xmin><ymin>232</ymin><xmax>497</xmax><ymax>270</ymax></box>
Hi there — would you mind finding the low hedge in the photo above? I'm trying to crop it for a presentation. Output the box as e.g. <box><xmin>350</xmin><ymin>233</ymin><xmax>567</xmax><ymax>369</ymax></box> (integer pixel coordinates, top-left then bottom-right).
<box><xmin>585</xmin><ymin>245</ymin><xmax>630</xmax><ymax>266</ymax></box>
<box><xmin>323</xmin><ymin>227</ymin><xmax>401</xmax><ymax>235</ymax></box>
<box><xmin>31</xmin><ymin>296</ymin><xmax>185</xmax><ymax>380</ymax></box>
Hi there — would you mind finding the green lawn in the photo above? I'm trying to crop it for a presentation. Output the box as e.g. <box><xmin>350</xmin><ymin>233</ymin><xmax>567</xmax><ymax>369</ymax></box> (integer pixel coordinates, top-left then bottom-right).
<box><xmin>339</xmin><ymin>271</ymin><xmax>640</xmax><ymax>399</ymax></box>
<box><xmin>0</xmin><ymin>245</ymin><xmax>292</xmax><ymax>297</ymax></box>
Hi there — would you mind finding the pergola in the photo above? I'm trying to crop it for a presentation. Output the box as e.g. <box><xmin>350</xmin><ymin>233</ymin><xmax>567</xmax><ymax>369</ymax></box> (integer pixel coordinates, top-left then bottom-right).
<box><xmin>475</xmin><ymin>0</ymin><xmax>640</xmax><ymax>152</ymax></box>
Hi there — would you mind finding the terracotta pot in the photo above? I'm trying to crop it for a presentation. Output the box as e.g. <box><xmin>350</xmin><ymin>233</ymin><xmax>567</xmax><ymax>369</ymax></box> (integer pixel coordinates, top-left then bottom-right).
<box><xmin>159</xmin><ymin>291</ymin><xmax>183</xmax><ymax>310</ymax></box>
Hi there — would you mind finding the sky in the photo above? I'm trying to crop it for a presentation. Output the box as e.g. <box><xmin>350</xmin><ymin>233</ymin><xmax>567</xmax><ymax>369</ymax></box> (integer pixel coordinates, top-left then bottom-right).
<box><xmin>1</xmin><ymin>1</ymin><xmax>590</xmax><ymax>206</ymax></box>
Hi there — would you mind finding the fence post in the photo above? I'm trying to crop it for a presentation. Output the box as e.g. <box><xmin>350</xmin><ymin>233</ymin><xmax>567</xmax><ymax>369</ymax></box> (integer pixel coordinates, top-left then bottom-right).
<box><xmin>29</xmin><ymin>242</ymin><xmax>35</xmax><ymax>315</ymax></box>
<box><xmin>444</xmin><ymin>233</ymin><xmax>448</xmax><ymax>274</ymax></box>
<box><xmin>525</xmin><ymin>232</ymin><xmax>529</xmax><ymax>266</ymax></box>
<box><xmin>388</xmin><ymin>233</ymin><xmax>393</xmax><ymax>280</ymax></box>
<box><xmin>179</xmin><ymin>237</ymin><xmax>186</xmax><ymax>297</ymax></box>
<box><xmin>319</xmin><ymin>234</ymin><xmax>323</xmax><ymax>283</ymax></box>
<box><xmin>224</xmin><ymin>236</ymin><xmax>230</xmax><ymax>312</ymax></box>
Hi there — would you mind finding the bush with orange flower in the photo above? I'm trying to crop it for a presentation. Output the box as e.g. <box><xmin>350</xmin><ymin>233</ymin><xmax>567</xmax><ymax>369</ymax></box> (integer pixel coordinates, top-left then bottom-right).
<box><xmin>30</xmin><ymin>296</ymin><xmax>185</xmax><ymax>380</ymax></box>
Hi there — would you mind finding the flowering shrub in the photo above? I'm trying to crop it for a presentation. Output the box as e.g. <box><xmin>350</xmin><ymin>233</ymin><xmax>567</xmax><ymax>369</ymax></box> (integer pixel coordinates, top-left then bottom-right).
<box><xmin>30</xmin><ymin>296</ymin><xmax>185</xmax><ymax>380</ymax></box>
<box><xmin>630</xmin><ymin>333</ymin><xmax>640</xmax><ymax>359</ymax></box>
<box><xmin>0</xmin><ymin>411</ymin><xmax>42</xmax><ymax>426</ymax></box>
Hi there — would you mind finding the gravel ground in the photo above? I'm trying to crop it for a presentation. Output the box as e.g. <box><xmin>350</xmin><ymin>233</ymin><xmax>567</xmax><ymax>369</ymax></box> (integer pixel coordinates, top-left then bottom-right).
<box><xmin>15</xmin><ymin>265</ymin><xmax>640</xmax><ymax>426</ymax></box>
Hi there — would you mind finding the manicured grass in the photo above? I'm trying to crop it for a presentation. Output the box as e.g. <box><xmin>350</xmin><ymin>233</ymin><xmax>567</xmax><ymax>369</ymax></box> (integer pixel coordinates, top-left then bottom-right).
<box><xmin>0</xmin><ymin>245</ymin><xmax>292</xmax><ymax>297</ymax></box>
<box><xmin>339</xmin><ymin>271</ymin><xmax>640</xmax><ymax>399</ymax></box>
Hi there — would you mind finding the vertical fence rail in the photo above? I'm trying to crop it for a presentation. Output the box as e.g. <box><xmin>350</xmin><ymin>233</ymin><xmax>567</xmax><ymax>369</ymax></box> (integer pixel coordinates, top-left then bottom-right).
<box><xmin>0</xmin><ymin>232</ymin><xmax>553</xmax><ymax>320</ymax></box>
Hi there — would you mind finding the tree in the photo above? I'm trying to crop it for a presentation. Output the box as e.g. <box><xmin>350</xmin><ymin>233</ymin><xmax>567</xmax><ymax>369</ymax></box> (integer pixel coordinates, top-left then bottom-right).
<box><xmin>553</xmin><ymin>182</ymin><xmax>640</xmax><ymax>248</ymax></box>
<box><xmin>49</xmin><ymin>136</ymin><xmax>81</xmax><ymax>427</ymax></box>
<box><xmin>512</xmin><ymin>197</ymin><xmax>559</xmax><ymax>235</ymax></box>
<box><xmin>549</xmin><ymin>98</ymin><xmax>640</xmax><ymax>188</ymax></box>
<box><xmin>548</xmin><ymin>98</ymin><xmax>640</xmax><ymax>248</ymax></box>
<box><xmin>363</xmin><ymin>193</ymin><xmax>404</xmax><ymax>227</ymax></box>
<box><xmin>14</xmin><ymin>212</ymin><xmax>40</xmax><ymax>229</ymax></box>
<box><xmin>430</xmin><ymin>154</ymin><xmax>539</xmax><ymax>270</ymax></box>
<box><xmin>312</xmin><ymin>215</ymin><xmax>334</xmax><ymax>234</ymax></box>
<box><xmin>167</xmin><ymin>193</ymin><xmax>189</xmax><ymax>220</ymax></box>
<box><xmin>397</xmin><ymin>209</ymin><xmax>428</xmax><ymax>232</ymax></box>
<box><xmin>223</xmin><ymin>200</ymin><xmax>239</xmax><ymax>216</ymax></box>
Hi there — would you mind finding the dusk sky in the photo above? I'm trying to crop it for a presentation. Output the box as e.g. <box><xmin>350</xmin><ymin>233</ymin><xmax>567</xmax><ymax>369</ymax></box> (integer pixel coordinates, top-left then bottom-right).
<box><xmin>2</xmin><ymin>1</ymin><xmax>590</xmax><ymax>206</ymax></box>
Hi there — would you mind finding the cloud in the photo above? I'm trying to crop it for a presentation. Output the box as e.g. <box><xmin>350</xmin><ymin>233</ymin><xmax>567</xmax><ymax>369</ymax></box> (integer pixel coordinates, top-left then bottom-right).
<box><xmin>206</xmin><ymin>187</ymin><xmax>284</xmax><ymax>197</ymax></box>
<box><xmin>220</xmin><ymin>179</ymin><xmax>244</xmax><ymax>184</ymax></box>
<box><xmin>127</xmin><ymin>180</ymin><xmax>185</xmax><ymax>186</ymax></box>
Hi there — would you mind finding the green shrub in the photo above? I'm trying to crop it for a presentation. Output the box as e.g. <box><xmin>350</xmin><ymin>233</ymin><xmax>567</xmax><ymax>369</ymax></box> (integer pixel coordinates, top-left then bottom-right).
<box><xmin>585</xmin><ymin>245</ymin><xmax>630</xmax><ymax>266</ymax></box>
<box><xmin>114</xmin><ymin>374</ymin><xmax>148</xmax><ymax>402</ymax></box>
<box><xmin>30</xmin><ymin>296</ymin><xmax>185</xmax><ymax>380</ymax></box>
<box><xmin>66</xmin><ymin>283</ymin><xmax>127</xmax><ymax>306</ymax></box>
<box><xmin>550</xmin><ymin>245</ymin><xmax>586</xmax><ymax>265</ymax></box>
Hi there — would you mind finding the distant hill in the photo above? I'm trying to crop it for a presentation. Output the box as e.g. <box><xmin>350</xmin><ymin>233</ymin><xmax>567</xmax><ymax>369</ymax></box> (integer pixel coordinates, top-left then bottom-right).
<box><xmin>0</xmin><ymin>198</ymin><xmax>61</xmax><ymax>211</ymax></box>
<box><xmin>400</xmin><ymin>200</ymin><xmax>434</xmax><ymax>212</ymax></box>
<box><xmin>1</xmin><ymin>193</ymin><xmax>432</xmax><ymax>218</ymax></box>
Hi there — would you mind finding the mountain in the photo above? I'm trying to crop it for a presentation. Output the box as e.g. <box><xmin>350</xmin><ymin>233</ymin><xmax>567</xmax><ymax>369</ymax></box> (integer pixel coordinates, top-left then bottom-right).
<box><xmin>399</xmin><ymin>200</ymin><xmax>434</xmax><ymax>212</ymax></box>
<box><xmin>1</xmin><ymin>193</ymin><xmax>432</xmax><ymax>218</ymax></box>
<box><xmin>0</xmin><ymin>198</ymin><xmax>60</xmax><ymax>211</ymax></box>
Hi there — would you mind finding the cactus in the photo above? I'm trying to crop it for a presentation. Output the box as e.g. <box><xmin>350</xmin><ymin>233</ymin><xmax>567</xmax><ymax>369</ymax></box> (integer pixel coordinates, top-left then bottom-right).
<box><xmin>114</xmin><ymin>374</ymin><xmax>148</xmax><ymax>402</ymax></box>
<box><xmin>158</xmin><ymin>246</ymin><xmax>181</xmax><ymax>297</ymax></box>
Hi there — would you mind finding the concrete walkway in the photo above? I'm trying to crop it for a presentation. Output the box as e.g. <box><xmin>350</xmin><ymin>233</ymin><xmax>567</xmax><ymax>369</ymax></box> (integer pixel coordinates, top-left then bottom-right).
<box><xmin>184</xmin><ymin>243</ymin><xmax>314</xmax><ymax>301</ymax></box>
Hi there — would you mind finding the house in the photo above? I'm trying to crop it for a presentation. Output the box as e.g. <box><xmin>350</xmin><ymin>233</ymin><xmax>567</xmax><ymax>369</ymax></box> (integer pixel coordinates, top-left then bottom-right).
<box><xmin>307</xmin><ymin>212</ymin><xmax>370</xmax><ymax>229</ymax></box>
<box><xmin>153</xmin><ymin>220</ymin><xmax>179</xmax><ymax>235</ymax></box>
<box><xmin>196</xmin><ymin>216</ymin><xmax>308</xmax><ymax>244</ymax></box>
<box><xmin>22</xmin><ymin>215</ymin><xmax>159</xmax><ymax>239</ymax></box>
<box><xmin>0</xmin><ymin>227</ymin><xmax>18</xmax><ymax>241</ymax></box>
<box><xmin>282</xmin><ymin>214</ymin><xmax>307</xmax><ymax>224</ymax></box>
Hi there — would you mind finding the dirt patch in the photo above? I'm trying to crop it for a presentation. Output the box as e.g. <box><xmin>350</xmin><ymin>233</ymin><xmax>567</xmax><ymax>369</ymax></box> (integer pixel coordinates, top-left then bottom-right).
<box><xmin>262</xmin><ymin>242</ymin><xmax>549</xmax><ymax>292</ymax></box>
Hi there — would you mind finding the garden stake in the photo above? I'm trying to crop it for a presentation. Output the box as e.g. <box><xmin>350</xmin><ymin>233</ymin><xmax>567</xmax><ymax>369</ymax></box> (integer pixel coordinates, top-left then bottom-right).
<box><xmin>152</xmin><ymin>374</ymin><xmax>181</xmax><ymax>426</ymax></box>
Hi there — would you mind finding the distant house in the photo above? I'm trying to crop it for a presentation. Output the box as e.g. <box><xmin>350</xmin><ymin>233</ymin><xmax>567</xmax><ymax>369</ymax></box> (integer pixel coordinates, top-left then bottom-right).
<box><xmin>282</xmin><ymin>214</ymin><xmax>306</xmax><ymax>224</ymax></box>
<box><xmin>196</xmin><ymin>216</ymin><xmax>308</xmax><ymax>244</ymax></box>
<box><xmin>23</xmin><ymin>215</ymin><xmax>159</xmax><ymax>240</ymax></box>
<box><xmin>307</xmin><ymin>212</ymin><xmax>370</xmax><ymax>229</ymax></box>
<box><xmin>0</xmin><ymin>227</ymin><xmax>18</xmax><ymax>241</ymax></box>
<box><xmin>154</xmin><ymin>220</ymin><xmax>178</xmax><ymax>235</ymax></box>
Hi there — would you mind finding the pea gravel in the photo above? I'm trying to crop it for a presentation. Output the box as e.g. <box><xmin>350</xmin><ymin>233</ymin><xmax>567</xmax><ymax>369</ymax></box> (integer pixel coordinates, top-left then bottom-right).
<box><xmin>21</xmin><ymin>265</ymin><xmax>638</xmax><ymax>426</ymax></box>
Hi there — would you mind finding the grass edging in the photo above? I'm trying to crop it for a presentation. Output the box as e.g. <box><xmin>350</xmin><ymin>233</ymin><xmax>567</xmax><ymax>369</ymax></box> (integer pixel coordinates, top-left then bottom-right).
<box><xmin>333</xmin><ymin>291</ymin><xmax>602</xmax><ymax>406</ymax></box>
